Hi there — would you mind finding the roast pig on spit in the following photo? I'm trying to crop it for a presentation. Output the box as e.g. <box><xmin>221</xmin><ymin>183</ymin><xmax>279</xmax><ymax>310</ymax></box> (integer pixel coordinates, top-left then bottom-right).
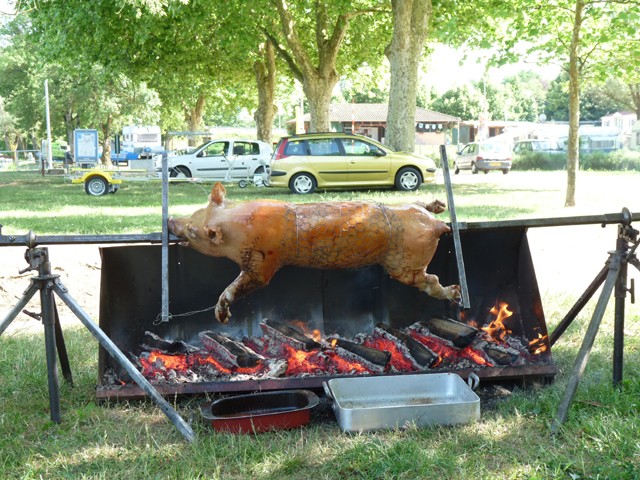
<box><xmin>168</xmin><ymin>182</ymin><xmax>460</xmax><ymax>323</ymax></box>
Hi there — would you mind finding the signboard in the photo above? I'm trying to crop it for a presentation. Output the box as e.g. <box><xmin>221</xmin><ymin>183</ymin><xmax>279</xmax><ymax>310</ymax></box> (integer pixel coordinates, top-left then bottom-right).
<box><xmin>74</xmin><ymin>129</ymin><xmax>99</xmax><ymax>163</ymax></box>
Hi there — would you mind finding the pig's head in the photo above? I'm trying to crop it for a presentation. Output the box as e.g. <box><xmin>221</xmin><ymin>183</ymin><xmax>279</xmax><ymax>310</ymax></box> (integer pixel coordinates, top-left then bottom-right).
<box><xmin>168</xmin><ymin>182</ymin><xmax>226</xmax><ymax>255</ymax></box>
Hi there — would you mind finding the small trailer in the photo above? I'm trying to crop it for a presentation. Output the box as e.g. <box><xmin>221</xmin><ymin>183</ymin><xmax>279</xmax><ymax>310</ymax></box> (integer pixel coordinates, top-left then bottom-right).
<box><xmin>70</xmin><ymin>169</ymin><xmax>123</xmax><ymax>196</ymax></box>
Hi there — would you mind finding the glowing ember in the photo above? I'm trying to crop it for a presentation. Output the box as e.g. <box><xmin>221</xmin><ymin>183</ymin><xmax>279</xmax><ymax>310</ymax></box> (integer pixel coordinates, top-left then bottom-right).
<box><xmin>483</xmin><ymin>302</ymin><xmax>513</xmax><ymax>343</ymax></box>
<box><xmin>139</xmin><ymin>350</ymin><xmax>266</xmax><ymax>378</ymax></box>
<box><xmin>410</xmin><ymin>331</ymin><xmax>493</xmax><ymax>367</ymax></box>
<box><xmin>363</xmin><ymin>337</ymin><xmax>417</xmax><ymax>372</ymax></box>
<box><xmin>528</xmin><ymin>333</ymin><xmax>549</xmax><ymax>355</ymax></box>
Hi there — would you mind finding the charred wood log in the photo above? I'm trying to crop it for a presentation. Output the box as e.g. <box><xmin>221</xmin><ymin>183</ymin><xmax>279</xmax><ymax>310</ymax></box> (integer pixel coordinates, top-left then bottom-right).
<box><xmin>418</xmin><ymin>317</ymin><xmax>479</xmax><ymax>348</ymax></box>
<box><xmin>375</xmin><ymin>323</ymin><xmax>439</xmax><ymax>368</ymax></box>
<box><xmin>484</xmin><ymin>345</ymin><xmax>519</xmax><ymax>366</ymax></box>
<box><xmin>328</xmin><ymin>337</ymin><xmax>390</xmax><ymax>373</ymax></box>
<box><xmin>199</xmin><ymin>331</ymin><xmax>264</xmax><ymax>368</ymax></box>
<box><xmin>141</xmin><ymin>331</ymin><xmax>199</xmax><ymax>354</ymax></box>
<box><xmin>260</xmin><ymin>319</ymin><xmax>321</xmax><ymax>351</ymax></box>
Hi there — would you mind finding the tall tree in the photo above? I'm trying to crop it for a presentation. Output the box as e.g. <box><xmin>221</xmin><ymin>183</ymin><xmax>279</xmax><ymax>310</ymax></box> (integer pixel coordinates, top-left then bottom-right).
<box><xmin>385</xmin><ymin>0</ymin><xmax>431</xmax><ymax>151</ymax></box>
<box><xmin>261</xmin><ymin>0</ymin><xmax>391</xmax><ymax>132</ymax></box>
<box><xmin>503</xmin><ymin>0</ymin><xmax>640</xmax><ymax>206</ymax></box>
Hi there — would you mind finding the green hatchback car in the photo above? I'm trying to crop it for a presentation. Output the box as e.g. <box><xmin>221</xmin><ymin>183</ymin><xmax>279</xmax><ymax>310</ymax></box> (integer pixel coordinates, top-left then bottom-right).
<box><xmin>268</xmin><ymin>132</ymin><xmax>438</xmax><ymax>194</ymax></box>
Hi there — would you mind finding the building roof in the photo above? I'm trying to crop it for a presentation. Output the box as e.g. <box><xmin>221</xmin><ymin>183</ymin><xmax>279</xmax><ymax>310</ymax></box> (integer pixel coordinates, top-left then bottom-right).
<box><xmin>297</xmin><ymin>103</ymin><xmax>460</xmax><ymax>123</ymax></box>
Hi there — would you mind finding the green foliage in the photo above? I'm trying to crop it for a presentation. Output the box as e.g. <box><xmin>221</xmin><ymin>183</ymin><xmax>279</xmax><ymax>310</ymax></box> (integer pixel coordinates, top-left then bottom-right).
<box><xmin>429</xmin><ymin>84</ymin><xmax>483</xmax><ymax>120</ymax></box>
<box><xmin>545</xmin><ymin>74</ymin><xmax>636</xmax><ymax>122</ymax></box>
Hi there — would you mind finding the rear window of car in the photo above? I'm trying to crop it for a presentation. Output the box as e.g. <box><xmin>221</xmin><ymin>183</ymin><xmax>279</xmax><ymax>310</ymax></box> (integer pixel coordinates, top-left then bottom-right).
<box><xmin>308</xmin><ymin>138</ymin><xmax>341</xmax><ymax>156</ymax></box>
<box><xmin>341</xmin><ymin>138</ymin><xmax>376</xmax><ymax>156</ymax></box>
<box><xmin>481</xmin><ymin>143</ymin><xmax>510</xmax><ymax>154</ymax></box>
<box><xmin>283</xmin><ymin>140</ymin><xmax>307</xmax><ymax>156</ymax></box>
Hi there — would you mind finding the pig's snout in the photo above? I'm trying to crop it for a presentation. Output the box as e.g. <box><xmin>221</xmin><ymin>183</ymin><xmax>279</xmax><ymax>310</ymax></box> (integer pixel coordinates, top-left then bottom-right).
<box><xmin>168</xmin><ymin>217</ymin><xmax>185</xmax><ymax>238</ymax></box>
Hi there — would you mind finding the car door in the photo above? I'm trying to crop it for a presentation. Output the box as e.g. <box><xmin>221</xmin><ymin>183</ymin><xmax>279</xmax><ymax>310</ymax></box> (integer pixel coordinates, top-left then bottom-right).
<box><xmin>225</xmin><ymin>141</ymin><xmax>264</xmax><ymax>180</ymax></box>
<box><xmin>190</xmin><ymin>141</ymin><xmax>230</xmax><ymax>179</ymax></box>
<box><xmin>305</xmin><ymin>138</ymin><xmax>349</xmax><ymax>184</ymax></box>
<box><xmin>456</xmin><ymin>143</ymin><xmax>476</xmax><ymax>169</ymax></box>
<box><xmin>341</xmin><ymin>138</ymin><xmax>391</xmax><ymax>184</ymax></box>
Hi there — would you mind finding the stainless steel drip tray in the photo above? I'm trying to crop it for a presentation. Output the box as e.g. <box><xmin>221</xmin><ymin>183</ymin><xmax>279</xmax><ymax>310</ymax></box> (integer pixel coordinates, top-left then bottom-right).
<box><xmin>323</xmin><ymin>373</ymin><xmax>480</xmax><ymax>432</ymax></box>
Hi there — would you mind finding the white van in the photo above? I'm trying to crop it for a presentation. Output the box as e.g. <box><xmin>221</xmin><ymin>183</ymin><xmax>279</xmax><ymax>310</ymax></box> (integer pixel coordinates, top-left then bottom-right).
<box><xmin>159</xmin><ymin>139</ymin><xmax>272</xmax><ymax>186</ymax></box>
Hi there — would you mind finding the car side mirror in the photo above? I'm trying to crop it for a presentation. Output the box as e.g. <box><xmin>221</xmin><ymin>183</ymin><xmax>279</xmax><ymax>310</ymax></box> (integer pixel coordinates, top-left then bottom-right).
<box><xmin>374</xmin><ymin>149</ymin><xmax>386</xmax><ymax>157</ymax></box>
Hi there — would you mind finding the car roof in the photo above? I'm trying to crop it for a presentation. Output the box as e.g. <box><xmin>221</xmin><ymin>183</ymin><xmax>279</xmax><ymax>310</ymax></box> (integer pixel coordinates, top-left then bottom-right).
<box><xmin>281</xmin><ymin>132</ymin><xmax>362</xmax><ymax>139</ymax></box>
<box><xmin>205</xmin><ymin>138</ymin><xmax>269</xmax><ymax>144</ymax></box>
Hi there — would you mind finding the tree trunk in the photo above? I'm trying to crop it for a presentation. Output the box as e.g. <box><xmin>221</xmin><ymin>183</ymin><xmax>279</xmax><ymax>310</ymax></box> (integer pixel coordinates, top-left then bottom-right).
<box><xmin>629</xmin><ymin>83</ymin><xmax>640</xmax><ymax>118</ymax></box>
<box><xmin>63</xmin><ymin>108</ymin><xmax>80</xmax><ymax>156</ymax></box>
<box><xmin>254</xmin><ymin>39</ymin><xmax>277</xmax><ymax>143</ymax></box>
<box><xmin>184</xmin><ymin>93</ymin><xmax>206</xmax><ymax>146</ymax></box>
<box><xmin>100</xmin><ymin>114</ymin><xmax>113</xmax><ymax>166</ymax></box>
<box><xmin>565</xmin><ymin>0</ymin><xmax>584</xmax><ymax>208</ymax></box>
<box><xmin>270</xmin><ymin>0</ymin><xmax>350</xmax><ymax>133</ymax></box>
<box><xmin>303</xmin><ymin>72</ymin><xmax>338</xmax><ymax>132</ymax></box>
<box><xmin>385</xmin><ymin>0</ymin><xmax>431</xmax><ymax>152</ymax></box>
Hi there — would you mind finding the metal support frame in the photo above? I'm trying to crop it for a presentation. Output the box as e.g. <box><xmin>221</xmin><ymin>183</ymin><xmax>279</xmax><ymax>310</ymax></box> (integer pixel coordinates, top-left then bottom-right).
<box><xmin>550</xmin><ymin>208</ymin><xmax>638</xmax><ymax>432</ymax></box>
<box><xmin>0</xmin><ymin>246</ymin><xmax>195</xmax><ymax>442</ymax></box>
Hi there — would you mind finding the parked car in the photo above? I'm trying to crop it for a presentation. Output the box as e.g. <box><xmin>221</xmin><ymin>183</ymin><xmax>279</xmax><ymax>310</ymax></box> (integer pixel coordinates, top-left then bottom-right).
<box><xmin>159</xmin><ymin>139</ymin><xmax>272</xmax><ymax>185</ymax></box>
<box><xmin>513</xmin><ymin>139</ymin><xmax>562</xmax><ymax>154</ymax></box>
<box><xmin>454</xmin><ymin>141</ymin><xmax>512</xmax><ymax>174</ymax></box>
<box><xmin>268</xmin><ymin>132</ymin><xmax>437</xmax><ymax>194</ymax></box>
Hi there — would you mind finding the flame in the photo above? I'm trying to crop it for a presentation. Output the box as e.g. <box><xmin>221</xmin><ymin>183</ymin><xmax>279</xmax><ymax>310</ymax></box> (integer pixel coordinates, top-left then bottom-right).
<box><xmin>482</xmin><ymin>302</ymin><xmax>513</xmax><ymax>343</ymax></box>
<box><xmin>363</xmin><ymin>337</ymin><xmax>417</xmax><ymax>372</ymax></box>
<box><xmin>330</xmin><ymin>338</ymin><xmax>338</xmax><ymax>349</ymax></box>
<box><xmin>312</xmin><ymin>329</ymin><xmax>322</xmax><ymax>342</ymax></box>
<box><xmin>410</xmin><ymin>331</ymin><xmax>493</xmax><ymax>367</ymax></box>
<box><xmin>528</xmin><ymin>333</ymin><xmax>549</xmax><ymax>355</ymax></box>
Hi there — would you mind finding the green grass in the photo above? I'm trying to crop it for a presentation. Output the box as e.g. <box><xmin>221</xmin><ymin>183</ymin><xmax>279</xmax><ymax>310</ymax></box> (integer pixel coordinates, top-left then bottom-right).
<box><xmin>1</xmin><ymin>169</ymin><xmax>640</xmax><ymax>478</ymax></box>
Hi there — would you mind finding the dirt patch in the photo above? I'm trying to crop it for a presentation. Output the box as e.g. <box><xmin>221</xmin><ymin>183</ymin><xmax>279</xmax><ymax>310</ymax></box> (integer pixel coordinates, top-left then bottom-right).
<box><xmin>0</xmin><ymin>244</ymin><xmax>101</xmax><ymax>335</ymax></box>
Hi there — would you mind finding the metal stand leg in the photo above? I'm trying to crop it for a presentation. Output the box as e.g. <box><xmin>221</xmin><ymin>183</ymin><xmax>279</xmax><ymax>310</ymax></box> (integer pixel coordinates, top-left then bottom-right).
<box><xmin>52</xmin><ymin>279</ymin><xmax>196</xmax><ymax>443</ymax></box>
<box><xmin>40</xmin><ymin>271</ymin><xmax>62</xmax><ymax>424</ymax></box>
<box><xmin>551</xmin><ymin>209</ymin><xmax>639</xmax><ymax>432</ymax></box>
<box><xmin>0</xmin><ymin>281</ymin><xmax>39</xmax><ymax>336</ymax></box>
<box><xmin>551</xmin><ymin>253</ymin><xmax>622</xmax><ymax>433</ymax></box>
<box><xmin>549</xmin><ymin>264</ymin><xmax>609</xmax><ymax>347</ymax></box>
<box><xmin>1</xmin><ymin>247</ymin><xmax>195</xmax><ymax>442</ymax></box>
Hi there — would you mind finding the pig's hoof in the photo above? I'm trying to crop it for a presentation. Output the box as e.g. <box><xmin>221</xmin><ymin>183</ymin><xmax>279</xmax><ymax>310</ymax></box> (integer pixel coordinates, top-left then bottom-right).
<box><xmin>445</xmin><ymin>285</ymin><xmax>461</xmax><ymax>302</ymax></box>
<box><xmin>215</xmin><ymin>305</ymin><xmax>230</xmax><ymax>324</ymax></box>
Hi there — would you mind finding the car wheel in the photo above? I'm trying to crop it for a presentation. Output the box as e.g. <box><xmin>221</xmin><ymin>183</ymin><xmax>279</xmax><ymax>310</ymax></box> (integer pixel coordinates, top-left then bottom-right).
<box><xmin>85</xmin><ymin>176</ymin><xmax>109</xmax><ymax>196</ymax></box>
<box><xmin>483</xmin><ymin>170</ymin><xmax>489</xmax><ymax>174</ymax></box>
<box><xmin>395</xmin><ymin>167</ymin><xmax>422</xmax><ymax>191</ymax></box>
<box><xmin>471</xmin><ymin>162</ymin><xmax>478</xmax><ymax>174</ymax></box>
<box><xmin>290</xmin><ymin>172</ymin><xmax>317</xmax><ymax>194</ymax></box>
<box><xmin>169</xmin><ymin>166</ymin><xmax>192</xmax><ymax>178</ymax></box>
<box><xmin>454</xmin><ymin>163</ymin><xmax>460</xmax><ymax>174</ymax></box>
<box><xmin>502</xmin><ymin>169</ymin><xmax>509</xmax><ymax>175</ymax></box>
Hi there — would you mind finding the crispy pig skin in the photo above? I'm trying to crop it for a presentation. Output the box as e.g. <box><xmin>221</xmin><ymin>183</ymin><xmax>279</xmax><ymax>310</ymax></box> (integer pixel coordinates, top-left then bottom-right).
<box><xmin>169</xmin><ymin>182</ymin><xmax>459</xmax><ymax>323</ymax></box>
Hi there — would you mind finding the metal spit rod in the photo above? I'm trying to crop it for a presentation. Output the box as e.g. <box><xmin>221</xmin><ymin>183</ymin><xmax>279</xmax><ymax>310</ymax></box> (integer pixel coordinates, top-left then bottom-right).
<box><xmin>2</xmin><ymin>213</ymin><xmax>639</xmax><ymax>249</ymax></box>
<box><xmin>440</xmin><ymin>145</ymin><xmax>470</xmax><ymax>309</ymax></box>
<box><xmin>160</xmin><ymin>152</ymin><xmax>170</xmax><ymax>323</ymax></box>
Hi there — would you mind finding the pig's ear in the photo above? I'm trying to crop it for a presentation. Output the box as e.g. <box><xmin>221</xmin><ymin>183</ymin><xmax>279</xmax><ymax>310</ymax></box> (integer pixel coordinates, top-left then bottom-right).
<box><xmin>205</xmin><ymin>225</ymin><xmax>223</xmax><ymax>245</ymax></box>
<box><xmin>210</xmin><ymin>182</ymin><xmax>226</xmax><ymax>206</ymax></box>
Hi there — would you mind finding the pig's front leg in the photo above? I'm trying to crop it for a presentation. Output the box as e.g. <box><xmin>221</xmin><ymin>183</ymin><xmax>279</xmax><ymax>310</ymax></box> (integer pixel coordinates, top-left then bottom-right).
<box><xmin>215</xmin><ymin>271</ymin><xmax>268</xmax><ymax>323</ymax></box>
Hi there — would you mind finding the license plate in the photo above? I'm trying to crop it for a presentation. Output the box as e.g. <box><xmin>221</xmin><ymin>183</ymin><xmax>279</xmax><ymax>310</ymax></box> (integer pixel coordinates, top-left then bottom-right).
<box><xmin>490</xmin><ymin>162</ymin><xmax>501</xmax><ymax>166</ymax></box>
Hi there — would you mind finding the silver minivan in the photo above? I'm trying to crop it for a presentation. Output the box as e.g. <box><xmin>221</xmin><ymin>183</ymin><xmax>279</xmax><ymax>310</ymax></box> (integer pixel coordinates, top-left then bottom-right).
<box><xmin>454</xmin><ymin>142</ymin><xmax>512</xmax><ymax>175</ymax></box>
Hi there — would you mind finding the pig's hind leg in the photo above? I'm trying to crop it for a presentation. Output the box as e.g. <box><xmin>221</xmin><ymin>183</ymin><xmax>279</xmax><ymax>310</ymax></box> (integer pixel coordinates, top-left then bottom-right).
<box><xmin>215</xmin><ymin>271</ymin><xmax>268</xmax><ymax>323</ymax></box>
<box><xmin>388</xmin><ymin>267</ymin><xmax>460</xmax><ymax>302</ymax></box>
